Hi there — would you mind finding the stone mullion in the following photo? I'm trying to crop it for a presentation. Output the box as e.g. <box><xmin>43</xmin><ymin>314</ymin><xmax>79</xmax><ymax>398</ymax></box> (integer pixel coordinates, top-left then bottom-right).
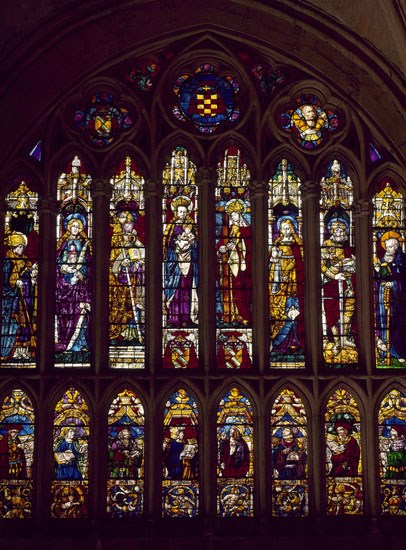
<box><xmin>302</xmin><ymin>180</ymin><xmax>322</xmax><ymax>518</ymax></box>
<box><xmin>91</xmin><ymin>179</ymin><xmax>112</xmax><ymax>374</ymax></box>
<box><xmin>196</xmin><ymin>166</ymin><xmax>215</xmax><ymax>523</ymax></box>
<box><xmin>145</xmin><ymin>178</ymin><xmax>161</xmax><ymax>524</ymax></box>
<box><xmin>301</xmin><ymin>180</ymin><xmax>321</xmax><ymax>374</ymax></box>
<box><xmin>250</xmin><ymin>179</ymin><xmax>268</xmax><ymax>375</ymax></box>
<box><xmin>353</xmin><ymin>198</ymin><xmax>373</xmax><ymax>373</ymax></box>
<box><xmin>249</xmin><ymin>179</ymin><xmax>267</xmax><ymax>523</ymax></box>
<box><xmin>38</xmin><ymin>196</ymin><xmax>59</xmax><ymax>373</ymax></box>
<box><xmin>145</xmin><ymin>178</ymin><xmax>161</xmax><ymax>376</ymax></box>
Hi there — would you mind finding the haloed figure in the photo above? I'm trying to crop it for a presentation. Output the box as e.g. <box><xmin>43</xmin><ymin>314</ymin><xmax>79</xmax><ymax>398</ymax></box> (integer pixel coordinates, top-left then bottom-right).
<box><xmin>1</xmin><ymin>232</ymin><xmax>38</xmax><ymax>360</ymax></box>
<box><xmin>55</xmin><ymin>215</ymin><xmax>91</xmax><ymax>355</ymax></box>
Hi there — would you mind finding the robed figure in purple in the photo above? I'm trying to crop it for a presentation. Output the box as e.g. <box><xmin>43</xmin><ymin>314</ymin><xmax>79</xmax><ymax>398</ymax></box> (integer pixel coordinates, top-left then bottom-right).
<box><xmin>163</xmin><ymin>196</ymin><xmax>198</xmax><ymax>328</ymax></box>
<box><xmin>55</xmin><ymin>214</ymin><xmax>91</xmax><ymax>356</ymax></box>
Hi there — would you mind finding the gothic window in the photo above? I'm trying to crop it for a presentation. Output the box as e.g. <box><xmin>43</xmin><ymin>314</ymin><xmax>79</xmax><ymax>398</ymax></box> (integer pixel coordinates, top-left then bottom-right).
<box><xmin>107</xmin><ymin>388</ymin><xmax>145</xmax><ymax>517</ymax></box>
<box><xmin>109</xmin><ymin>157</ymin><xmax>146</xmax><ymax>368</ymax></box>
<box><xmin>0</xmin><ymin>388</ymin><xmax>35</xmax><ymax>518</ymax></box>
<box><xmin>1</xmin><ymin>180</ymin><xmax>39</xmax><ymax>367</ymax></box>
<box><xmin>51</xmin><ymin>388</ymin><xmax>90</xmax><ymax>518</ymax></box>
<box><xmin>217</xmin><ymin>387</ymin><xmax>254</xmax><ymax>517</ymax></box>
<box><xmin>55</xmin><ymin>157</ymin><xmax>93</xmax><ymax>367</ymax></box>
<box><xmin>162</xmin><ymin>147</ymin><xmax>199</xmax><ymax>369</ymax></box>
<box><xmin>320</xmin><ymin>160</ymin><xmax>357</xmax><ymax>368</ymax></box>
<box><xmin>162</xmin><ymin>388</ymin><xmax>199</xmax><ymax>516</ymax></box>
<box><xmin>324</xmin><ymin>387</ymin><xmax>363</xmax><ymax>515</ymax></box>
<box><xmin>270</xmin><ymin>388</ymin><xmax>308</xmax><ymax>516</ymax></box>
<box><xmin>377</xmin><ymin>388</ymin><xmax>406</xmax><ymax>515</ymax></box>
<box><xmin>0</xmin><ymin>12</ymin><xmax>403</xmax><ymax>537</ymax></box>
<box><xmin>215</xmin><ymin>148</ymin><xmax>252</xmax><ymax>369</ymax></box>
<box><xmin>372</xmin><ymin>179</ymin><xmax>406</xmax><ymax>368</ymax></box>
<box><xmin>268</xmin><ymin>160</ymin><xmax>305</xmax><ymax>368</ymax></box>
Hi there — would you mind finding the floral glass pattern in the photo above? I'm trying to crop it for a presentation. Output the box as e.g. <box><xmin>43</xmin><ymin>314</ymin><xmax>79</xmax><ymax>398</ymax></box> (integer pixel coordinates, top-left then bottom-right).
<box><xmin>127</xmin><ymin>60</ymin><xmax>160</xmax><ymax>92</ymax></box>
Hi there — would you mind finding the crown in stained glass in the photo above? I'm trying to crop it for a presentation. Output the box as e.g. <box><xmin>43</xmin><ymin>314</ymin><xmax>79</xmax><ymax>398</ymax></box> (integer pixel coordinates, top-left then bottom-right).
<box><xmin>74</xmin><ymin>92</ymin><xmax>133</xmax><ymax>146</ymax></box>
<box><xmin>173</xmin><ymin>64</ymin><xmax>240</xmax><ymax>134</ymax></box>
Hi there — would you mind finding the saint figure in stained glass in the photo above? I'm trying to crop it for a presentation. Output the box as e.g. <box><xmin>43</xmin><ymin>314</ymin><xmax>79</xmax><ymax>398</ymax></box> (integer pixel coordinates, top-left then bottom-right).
<box><xmin>279</xmin><ymin>95</ymin><xmax>339</xmax><ymax>149</ymax></box>
<box><xmin>109</xmin><ymin>157</ymin><xmax>145</xmax><ymax>368</ymax></box>
<box><xmin>1</xmin><ymin>181</ymin><xmax>39</xmax><ymax>367</ymax></box>
<box><xmin>162</xmin><ymin>389</ymin><xmax>199</xmax><ymax>517</ymax></box>
<box><xmin>107</xmin><ymin>389</ymin><xmax>144</xmax><ymax>517</ymax></box>
<box><xmin>378</xmin><ymin>388</ymin><xmax>406</xmax><ymax>515</ymax></box>
<box><xmin>215</xmin><ymin>148</ymin><xmax>253</xmax><ymax>368</ymax></box>
<box><xmin>217</xmin><ymin>387</ymin><xmax>254</xmax><ymax>517</ymax></box>
<box><xmin>55</xmin><ymin>157</ymin><xmax>92</xmax><ymax>367</ymax></box>
<box><xmin>320</xmin><ymin>160</ymin><xmax>357</xmax><ymax>367</ymax></box>
<box><xmin>162</xmin><ymin>147</ymin><xmax>199</xmax><ymax>368</ymax></box>
<box><xmin>325</xmin><ymin>388</ymin><xmax>363</xmax><ymax>515</ymax></box>
<box><xmin>268</xmin><ymin>160</ymin><xmax>304</xmax><ymax>368</ymax></box>
<box><xmin>271</xmin><ymin>388</ymin><xmax>308</xmax><ymax>516</ymax></box>
<box><xmin>372</xmin><ymin>181</ymin><xmax>406</xmax><ymax>368</ymax></box>
<box><xmin>0</xmin><ymin>389</ymin><xmax>34</xmax><ymax>518</ymax></box>
<box><xmin>51</xmin><ymin>388</ymin><xmax>89</xmax><ymax>518</ymax></box>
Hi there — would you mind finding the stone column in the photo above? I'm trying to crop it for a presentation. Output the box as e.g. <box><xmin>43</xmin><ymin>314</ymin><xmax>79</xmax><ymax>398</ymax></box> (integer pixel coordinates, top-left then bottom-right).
<box><xmin>250</xmin><ymin>179</ymin><xmax>268</xmax><ymax>375</ymax></box>
<box><xmin>91</xmin><ymin>179</ymin><xmax>112</xmax><ymax>373</ymax></box>
<box><xmin>354</xmin><ymin>198</ymin><xmax>373</xmax><ymax>373</ymax></box>
<box><xmin>301</xmin><ymin>180</ymin><xmax>321</xmax><ymax>373</ymax></box>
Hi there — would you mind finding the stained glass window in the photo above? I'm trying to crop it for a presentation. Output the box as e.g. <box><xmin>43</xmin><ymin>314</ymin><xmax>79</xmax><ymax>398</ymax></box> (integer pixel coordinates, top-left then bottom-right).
<box><xmin>55</xmin><ymin>156</ymin><xmax>92</xmax><ymax>367</ymax></box>
<box><xmin>268</xmin><ymin>159</ymin><xmax>305</xmax><ymax>368</ymax></box>
<box><xmin>29</xmin><ymin>140</ymin><xmax>42</xmax><ymax>161</ymax></box>
<box><xmin>278</xmin><ymin>95</ymin><xmax>339</xmax><ymax>149</ymax></box>
<box><xmin>107</xmin><ymin>388</ymin><xmax>145</xmax><ymax>517</ymax></box>
<box><xmin>217</xmin><ymin>387</ymin><xmax>254</xmax><ymax>517</ymax></box>
<box><xmin>127</xmin><ymin>60</ymin><xmax>160</xmax><ymax>92</ymax></box>
<box><xmin>0</xmin><ymin>389</ymin><xmax>35</xmax><ymax>518</ymax></box>
<box><xmin>372</xmin><ymin>179</ymin><xmax>406</xmax><ymax>368</ymax></box>
<box><xmin>378</xmin><ymin>388</ymin><xmax>406</xmax><ymax>515</ymax></box>
<box><xmin>325</xmin><ymin>388</ymin><xmax>363</xmax><ymax>515</ymax></box>
<box><xmin>109</xmin><ymin>157</ymin><xmax>145</xmax><ymax>368</ymax></box>
<box><xmin>271</xmin><ymin>388</ymin><xmax>308</xmax><ymax>516</ymax></box>
<box><xmin>162</xmin><ymin>147</ymin><xmax>199</xmax><ymax>369</ymax></box>
<box><xmin>74</xmin><ymin>92</ymin><xmax>133</xmax><ymax>147</ymax></box>
<box><xmin>216</xmin><ymin>148</ymin><xmax>252</xmax><ymax>369</ymax></box>
<box><xmin>162</xmin><ymin>388</ymin><xmax>199</xmax><ymax>517</ymax></box>
<box><xmin>173</xmin><ymin>64</ymin><xmax>239</xmax><ymax>134</ymax></box>
<box><xmin>320</xmin><ymin>160</ymin><xmax>358</xmax><ymax>367</ymax></box>
<box><xmin>1</xmin><ymin>180</ymin><xmax>39</xmax><ymax>368</ymax></box>
<box><xmin>51</xmin><ymin>387</ymin><xmax>89</xmax><ymax>518</ymax></box>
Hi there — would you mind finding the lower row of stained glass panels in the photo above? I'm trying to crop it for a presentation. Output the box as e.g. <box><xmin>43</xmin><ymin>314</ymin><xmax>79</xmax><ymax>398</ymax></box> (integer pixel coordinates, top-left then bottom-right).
<box><xmin>0</xmin><ymin>387</ymin><xmax>405</xmax><ymax>518</ymax></box>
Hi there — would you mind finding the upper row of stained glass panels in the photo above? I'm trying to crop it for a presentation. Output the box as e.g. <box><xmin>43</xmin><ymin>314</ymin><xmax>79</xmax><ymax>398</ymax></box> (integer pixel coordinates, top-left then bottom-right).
<box><xmin>1</xmin><ymin>149</ymin><xmax>405</xmax><ymax>370</ymax></box>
